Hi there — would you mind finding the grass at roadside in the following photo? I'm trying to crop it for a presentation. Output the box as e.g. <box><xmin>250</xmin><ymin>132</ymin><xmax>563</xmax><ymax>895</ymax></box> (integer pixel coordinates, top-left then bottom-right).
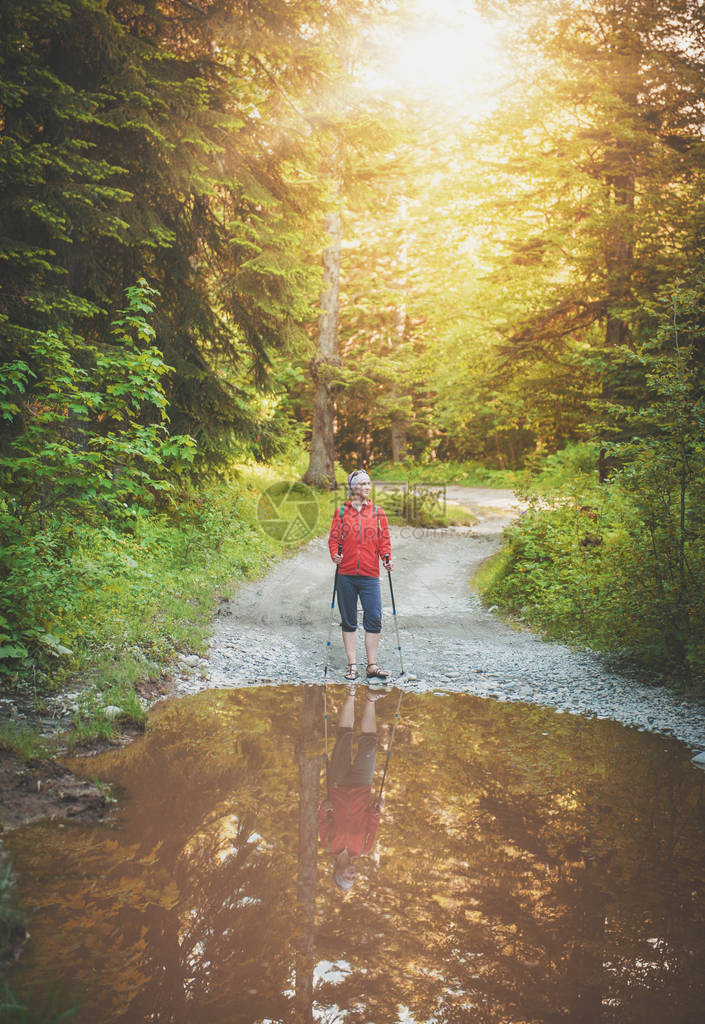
<box><xmin>1</xmin><ymin>459</ymin><xmax>343</xmax><ymax>745</ymax></box>
<box><xmin>0</xmin><ymin>721</ymin><xmax>51</xmax><ymax>761</ymax></box>
<box><xmin>379</xmin><ymin>489</ymin><xmax>477</xmax><ymax>529</ymax></box>
<box><xmin>442</xmin><ymin>503</ymin><xmax>478</xmax><ymax>526</ymax></box>
<box><xmin>470</xmin><ymin>547</ymin><xmax>510</xmax><ymax>599</ymax></box>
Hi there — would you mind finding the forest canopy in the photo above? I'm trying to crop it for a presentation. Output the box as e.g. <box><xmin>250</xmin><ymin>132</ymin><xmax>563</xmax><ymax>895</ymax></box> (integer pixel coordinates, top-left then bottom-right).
<box><xmin>4</xmin><ymin>0</ymin><xmax>705</xmax><ymax>475</ymax></box>
<box><xmin>2</xmin><ymin>0</ymin><xmax>705</xmax><ymax>686</ymax></box>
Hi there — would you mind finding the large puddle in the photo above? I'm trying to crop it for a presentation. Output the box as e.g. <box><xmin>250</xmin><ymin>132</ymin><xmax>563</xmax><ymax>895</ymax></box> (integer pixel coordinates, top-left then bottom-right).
<box><xmin>5</xmin><ymin>687</ymin><xmax>705</xmax><ymax>1023</ymax></box>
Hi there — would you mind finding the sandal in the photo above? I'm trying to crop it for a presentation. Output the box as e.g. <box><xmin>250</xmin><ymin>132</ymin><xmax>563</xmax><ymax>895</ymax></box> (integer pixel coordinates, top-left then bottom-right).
<box><xmin>366</xmin><ymin>686</ymin><xmax>387</xmax><ymax>702</ymax></box>
<box><xmin>366</xmin><ymin>663</ymin><xmax>390</xmax><ymax>680</ymax></box>
<box><xmin>344</xmin><ymin>663</ymin><xmax>359</xmax><ymax>681</ymax></box>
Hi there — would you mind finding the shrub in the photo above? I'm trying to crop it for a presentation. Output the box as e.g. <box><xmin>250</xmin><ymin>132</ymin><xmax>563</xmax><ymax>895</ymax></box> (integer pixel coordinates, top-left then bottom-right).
<box><xmin>479</xmin><ymin>468</ymin><xmax>705</xmax><ymax>686</ymax></box>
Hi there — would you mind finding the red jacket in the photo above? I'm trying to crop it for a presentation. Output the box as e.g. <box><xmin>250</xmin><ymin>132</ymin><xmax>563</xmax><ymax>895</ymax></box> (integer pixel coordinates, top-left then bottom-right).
<box><xmin>318</xmin><ymin>786</ymin><xmax>381</xmax><ymax>857</ymax></box>
<box><xmin>328</xmin><ymin>501</ymin><xmax>391</xmax><ymax>578</ymax></box>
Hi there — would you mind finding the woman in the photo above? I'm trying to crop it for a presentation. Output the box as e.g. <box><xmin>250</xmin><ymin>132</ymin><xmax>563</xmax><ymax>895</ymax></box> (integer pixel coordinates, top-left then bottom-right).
<box><xmin>328</xmin><ymin>469</ymin><xmax>394</xmax><ymax>681</ymax></box>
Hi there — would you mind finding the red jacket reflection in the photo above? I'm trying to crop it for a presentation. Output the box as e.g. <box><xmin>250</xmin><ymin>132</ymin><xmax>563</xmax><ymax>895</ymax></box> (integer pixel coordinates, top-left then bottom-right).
<box><xmin>318</xmin><ymin>786</ymin><xmax>381</xmax><ymax>857</ymax></box>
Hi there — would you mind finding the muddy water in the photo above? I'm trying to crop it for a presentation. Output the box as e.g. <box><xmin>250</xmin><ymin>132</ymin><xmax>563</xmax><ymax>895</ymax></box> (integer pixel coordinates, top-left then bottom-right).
<box><xmin>5</xmin><ymin>687</ymin><xmax>705</xmax><ymax>1023</ymax></box>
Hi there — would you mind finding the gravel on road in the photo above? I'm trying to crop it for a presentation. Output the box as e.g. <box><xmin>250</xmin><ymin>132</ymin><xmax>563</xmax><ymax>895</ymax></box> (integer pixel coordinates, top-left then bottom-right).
<box><xmin>170</xmin><ymin>487</ymin><xmax>705</xmax><ymax>754</ymax></box>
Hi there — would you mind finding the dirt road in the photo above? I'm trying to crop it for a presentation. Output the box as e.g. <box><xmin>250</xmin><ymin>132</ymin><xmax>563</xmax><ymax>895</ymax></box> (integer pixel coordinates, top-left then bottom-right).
<box><xmin>173</xmin><ymin>487</ymin><xmax>705</xmax><ymax>750</ymax></box>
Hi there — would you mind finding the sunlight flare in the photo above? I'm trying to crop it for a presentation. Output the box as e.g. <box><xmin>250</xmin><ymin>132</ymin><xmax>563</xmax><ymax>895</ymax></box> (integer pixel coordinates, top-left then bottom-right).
<box><xmin>364</xmin><ymin>0</ymin><xmax>507</xmax><ymax>116</ymax></box>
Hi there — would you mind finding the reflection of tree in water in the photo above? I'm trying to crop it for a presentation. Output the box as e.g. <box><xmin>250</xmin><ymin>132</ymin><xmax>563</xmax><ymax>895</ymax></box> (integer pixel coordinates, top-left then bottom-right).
<box><xmin>5</xmin><ymin>689</ymin><xmax>705</xmax><ymax>1024</ymax></box>
<box><xmin>123</xmin><ymin>688</ymin><xmax>326</xmax><ymax>1024</ymax></box>
<box><xmin>8</xmin><ymin>691</ymin><xmax>305</xmax><ymax>1022</ymax></box>
<box><xmin>312</xmin><ymin>700</ymin><xmax>705</xmax><ymax>1024</ymax></box>
<box><xmin>127</xmin><ymin>807</ymin><xmax>290</xmax><ymax>1024</ymax></box>
<box><xmin>293</xmin><ymin>685</ymin><xmax>324</xmax><ymax>1024</ymax></box>
<box><xmin>112</xmin><ymin>696</ymin><xmax>298</xmax><ymax>1023</ymax></box>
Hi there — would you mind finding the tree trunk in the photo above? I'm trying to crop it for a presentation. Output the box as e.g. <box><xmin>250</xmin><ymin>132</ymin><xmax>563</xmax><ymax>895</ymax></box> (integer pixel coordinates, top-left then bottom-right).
<box><xmin>600</xmin><ymin>24</ymin><xmax>637</xmax><ymax>481</ymax></box>
<box><xmin>604</xmin><ymin>170</ymin><xmax>634</xmax><ymax>350</ymax></box>
<box><xmin>303</xmin><ymin>211</ymin><xmax>342</xmax><ymax>490</ymax></box>
<box><xmin>390</xmin><ymin>197</ymin><xmax>408</xmax><ymax>463</ymax></box>
<box><xmin>599</xmin><ymin>164</ymin><xmax>635</xmax><ymax>484</ymax></box>
<box><xmin>390</xmin><ymin>295</ymin><xmax>407</xmax><ymax>462</ymax></box>
<box><xmin>390</xmin><ymin>418</ymin><xmax>406</xmax><ymax>464</ymax></box>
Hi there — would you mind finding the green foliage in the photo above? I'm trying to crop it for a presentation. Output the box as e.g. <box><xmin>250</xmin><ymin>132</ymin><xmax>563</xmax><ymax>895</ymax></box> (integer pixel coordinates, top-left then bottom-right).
<box><xmin>0</xmin><ymin>721</ymin><xmax>49</xmax><ymax>761</ymax></box>
<box><xmin>479</xmin><ymin>476</ymin><xmax>705</xmax><ymax>686</ymax></box>
<box><xmin>0</xmin><ymin>0</ymin><xmax>333</xmax><ymax>469</ymax></box>
<box><xmin>520</xmin><ymin>442</ymin><xmax>601</xmax><ymax>493</ymax></box>
<box><xmin>1</xmin><ymin>279</ymin><xmax>195</xmax><ymax>521</ymax></box>
<box><xmin>0</xmin><ymin>462</ymin><xmax>329</xmax><ymax>701</ymax></box>
<box><xmin>328</xmin><ymin>0</ymin><xmax>705</xmax><ymax>469</ymax></box>
<box><xmin>481</xmin><ymin>428</ymin><xmax>704</xmax><ymax>682</ymax></box>
<box><xmin>478</xmin><ymin>282</ymin><xmax>705</xmax><ymax>687</ymax></box>
<box><xmin>0</xmin><ymin>281</ymin><xmax>196</xmax><ymax>676</ymax></box>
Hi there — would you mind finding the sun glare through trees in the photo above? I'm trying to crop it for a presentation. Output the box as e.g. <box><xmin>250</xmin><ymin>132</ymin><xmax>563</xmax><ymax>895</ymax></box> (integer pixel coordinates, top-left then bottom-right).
<box><xmin>3</xmin><ymin>1</ymin><xmax>705</xmax><ymax>1013</ymax></box>
<box><xmin>361</xmin><ymin>0</ymin><xmax>509</xmax><ymax>116</ymax></box>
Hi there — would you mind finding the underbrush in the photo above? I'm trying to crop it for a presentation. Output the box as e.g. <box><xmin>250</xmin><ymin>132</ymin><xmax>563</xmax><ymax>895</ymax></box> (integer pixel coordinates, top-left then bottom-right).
<box><xmin>0</xmin><ymin>463</ymin><xmax>341</xmax><ymax>739</ymax></box>
<box><xmin>476</xmin><ymin>470</ymin><xmax>705</xmax><ymax>691</ymax></box>
<box><xmin>519</xmin><ymin>441</ymin><xmax>601</xmax><ymax>493</ymax></box>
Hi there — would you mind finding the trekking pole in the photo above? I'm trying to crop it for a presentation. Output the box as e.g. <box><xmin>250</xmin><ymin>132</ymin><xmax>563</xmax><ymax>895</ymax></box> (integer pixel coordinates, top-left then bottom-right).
<box><xmin>377</xmin><ymin>688</ymin><xmax>404</xmax><ymax>802</ymax></box>
<box><xmin>384</xmin><ymin>555</ymin><xmax>404</xmax><ymax>677</ymax></box>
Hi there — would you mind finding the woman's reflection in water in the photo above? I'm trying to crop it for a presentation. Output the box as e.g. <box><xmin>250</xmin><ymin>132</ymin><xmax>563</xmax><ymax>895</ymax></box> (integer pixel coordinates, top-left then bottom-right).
<box><xmin>318</xmin><ymin>684</ymin><xmax>387</xmax><ymax>892</ymax></box>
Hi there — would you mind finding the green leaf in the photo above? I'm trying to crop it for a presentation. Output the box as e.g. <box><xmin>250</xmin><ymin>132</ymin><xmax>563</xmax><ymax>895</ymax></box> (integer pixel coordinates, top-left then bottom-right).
<box><xmin>0</xmin><ymin>644</ymin><xmax>29</xmax><ymax>659</ymax></box>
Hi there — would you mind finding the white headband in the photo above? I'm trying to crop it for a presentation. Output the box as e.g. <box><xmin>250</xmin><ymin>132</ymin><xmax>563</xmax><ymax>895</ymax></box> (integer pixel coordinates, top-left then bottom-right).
<box><xmin>347</xmin><ymin>470</ymin><xmax>371</xmax><ymax>498</ymax></box>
